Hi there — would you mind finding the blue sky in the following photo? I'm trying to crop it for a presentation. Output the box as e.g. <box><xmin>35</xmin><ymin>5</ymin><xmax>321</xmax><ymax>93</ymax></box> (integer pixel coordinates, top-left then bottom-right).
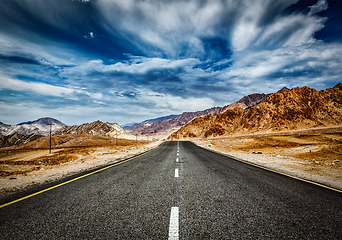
<box><xmin>0</xmin><ymin>0</ymin><xmax>341</xmax><ymax>125</ymax></box>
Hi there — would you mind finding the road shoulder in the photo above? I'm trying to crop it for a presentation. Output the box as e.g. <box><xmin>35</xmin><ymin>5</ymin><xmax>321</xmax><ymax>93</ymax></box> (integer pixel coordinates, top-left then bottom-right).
<box><xmin>193</xmin><ymin>140</ymin><xmax>342</xmax><ymax>191</ymax></box>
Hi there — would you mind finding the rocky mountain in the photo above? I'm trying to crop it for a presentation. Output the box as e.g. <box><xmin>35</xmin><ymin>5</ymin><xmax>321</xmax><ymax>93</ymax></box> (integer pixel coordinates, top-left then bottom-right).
<box><xmin>209</xmin><ymin>87</ymin><xmax>290</xmax><ymax>115</ymax></box>
<box><xmin>124</xmin><ymin>114</ymin><xmax>181</xmax><ymax>129</ymax></box>
<box><xmin>126</xmin><ymin>107</ymin><xmax>220</xmax><ymax>136</ymax></box>
<box><xmin>0</xmin><ymin>133</ymin><xmax>43</xmax><ymax>148</ymax></box>
<box><xmin>53</xmin><ymin>120</ymin><xmax>135</xmax><ymax>139</ymax></box>
<box><xmin>126</xmin><ymin>87</ymin><xmax>291</xmax><ymax>137</ymax></box>
<box><xmin>169</xmin><ymin>83</ymin><xmax>342</xmax><ymax>140</ymax></box>
<box><xmin>0</xmin><ymin>117</ymin><xmax>66</xmax><ymax>136</ymax></box>
<box><xmin>123</xmin><ymin>114</ymin><xmax>181</xmax><ymax>129</ymax></box>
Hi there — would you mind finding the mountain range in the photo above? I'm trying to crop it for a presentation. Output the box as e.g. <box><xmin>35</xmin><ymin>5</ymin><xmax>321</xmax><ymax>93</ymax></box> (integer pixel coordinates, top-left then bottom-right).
<box><xmin>169</xmin><ymin>83</ymin><xmax>342</xmax><ymax>140</ymax></box>
<box><xmin>2</xmin><ymin>83</ymin><xmax>340</xmax><ymax>144</ymax></box>
<box><xmin>209</xmin><ymin>87</ymin><xmax>290</xmax><ymax>115</ymax></box>
<box><xmin>123</xmin><ymin>114</ymin><xmax>181</xmax><ymax>129</ymax></box>
<box><xmin>0</xmin><ymin>133</ymin><xmax>43</xmax><ymax>148</ymax></box>
<box><xmin>53</xmin><ymin>120</ymin><xmax>135</xmax><ymax>140</ymax></box>
<box><xmin>126</xmin><ymin>87</ymin><xmax>291</xmax><ymax>137</ymax></box>
<box><xmin>0</xmin><ymin>117</ymin><xmax>66</xmax><ymax>136</ymax></box>
<box><xmin>125</xmin><ymin>107</ymin><xmax>220</xmax><ymax>136</ymax></box>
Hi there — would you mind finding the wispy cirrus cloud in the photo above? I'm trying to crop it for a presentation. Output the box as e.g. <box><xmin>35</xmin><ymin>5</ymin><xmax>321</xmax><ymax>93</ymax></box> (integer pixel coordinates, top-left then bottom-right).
<box><xmin>0</xmin><ymin>75</ymin><xmax>74</xmax><ymax>97</ymax></box>
<box><xmin>0</xmin><ymin>0</ymin><xmax>341</xmax><ymax>125</ymax></box>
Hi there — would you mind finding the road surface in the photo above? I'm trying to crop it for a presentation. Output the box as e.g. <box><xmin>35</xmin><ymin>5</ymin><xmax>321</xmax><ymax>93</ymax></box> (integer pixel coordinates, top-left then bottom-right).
<box><xmin>1</xmin><ymin>141</ymin><xmax>341</xmax><ymax>239</ymax></box>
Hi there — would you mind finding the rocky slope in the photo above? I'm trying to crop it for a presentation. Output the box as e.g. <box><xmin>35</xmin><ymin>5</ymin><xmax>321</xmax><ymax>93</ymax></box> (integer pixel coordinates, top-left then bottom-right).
<box><xmin>169</xmin><ymin>83</ymin><xmax>342</xmax><ymax>139</ymax></box>
<box><xmin>126</xmin><ymin>87</ymin><xmax>290</xmax><ymax>137</ymax></box>
<box><xmin>123</xmin><ymin>114</ymin><xmax>180</xmax><ymax>129</ymax></box>
<box><xmin>0</xmin><ymin>118</ymin><xmax>65</xmax><ymax>136</ymax></box>
<box><xmin>0</xmin><ymin>133</ymin><xmax>43</xmax><ymax>148</ymax></box>
<box><xmin>126</xmin><ymin>107</ymin><xmax>220</xmax><ymax>135</ymax></box>
<box><xmin>210</xmin><ymin>87</ymin><xmax>290</xmax><ymax>115</ymax></box>
<box><xmin>53</xmin><ymin>120</ymin><xmax>135</xmax><ymax>139</ymax></box>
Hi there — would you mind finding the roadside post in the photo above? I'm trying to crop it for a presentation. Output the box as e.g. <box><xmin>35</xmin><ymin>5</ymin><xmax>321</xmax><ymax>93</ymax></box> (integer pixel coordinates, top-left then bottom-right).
<box><xmin>47</xmin><ymin>122</ymin><xmax>55</xmax><ymax>154</ymax></box>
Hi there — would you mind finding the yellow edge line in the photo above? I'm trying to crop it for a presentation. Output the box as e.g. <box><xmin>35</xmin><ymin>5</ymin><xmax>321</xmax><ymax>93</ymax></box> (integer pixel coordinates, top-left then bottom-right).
<box><xmin>195</xmin><ymin>143</ymin><xmax>342</xmax><ymax>194</ymax></box>
<box><xmin>0</xmin><ymin>143</ymin><xmax>163</xmax><ymax>209</ymax></box>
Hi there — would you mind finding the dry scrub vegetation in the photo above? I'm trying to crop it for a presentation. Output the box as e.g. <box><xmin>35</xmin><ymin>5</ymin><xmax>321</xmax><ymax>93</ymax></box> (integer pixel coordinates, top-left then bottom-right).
<box><xmin>209</xmin><ymin>133</ymin><xmax>341</xmax><ymax>164</ymax></box>
<box><xmin>195</xmin><ymin>127</ymin><xmax>342</xmax><ymax>189</ymax></box>
<box><xmin>0</xmin><ymin>134</ymin><xmax>150</xmax><ymax>177</ymax></box>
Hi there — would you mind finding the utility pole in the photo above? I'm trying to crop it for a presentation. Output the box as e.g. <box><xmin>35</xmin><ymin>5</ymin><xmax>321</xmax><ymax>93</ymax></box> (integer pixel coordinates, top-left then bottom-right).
<box><xmin>47</xmin><ymin>122</ymin><xmax>55</xmax><ymax>154</ymax></box>
<box><xmin>116</xmin><ymin>129</ymin><xmax>118</xmax><ymax>145</ymax></box>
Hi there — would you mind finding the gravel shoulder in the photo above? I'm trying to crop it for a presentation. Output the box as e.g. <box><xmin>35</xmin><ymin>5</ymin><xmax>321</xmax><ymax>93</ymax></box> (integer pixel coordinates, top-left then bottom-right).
<box><xmin>0</xmin><ymin>141</ymin><xmax>162</xmax><ymax>196</ymax></box>
<box><xmin>193</xmin><ymin>134</ymin><xmax>342</xmax><ymax>191</ymax></box>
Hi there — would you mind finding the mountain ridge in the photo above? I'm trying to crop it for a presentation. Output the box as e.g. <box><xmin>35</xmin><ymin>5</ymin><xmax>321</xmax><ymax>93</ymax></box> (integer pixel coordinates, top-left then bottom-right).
<box><xmin>53</xmin><ymin>120</ymin><xmax>135</xmax><ymax>139</ymax></box>
<box><xmin>126</xmin><ymin>87</ymin><xmax>291</xmax><ymax>138</ymax></box>
<box><xmin>126</xmin><ymin>107</ymin><xmax>220</xmax><ymax>136</ymax></box>
<box><xmin>169</xmin><ymin>83</ymin><xmax>342</xmax><ymax>139</ymax></box>
<box><xmin>0</xmin><ymin>133</ymin><xmax>43</xmax><ymax>148</ymax></box>
<box><xmin>0</xmin><ymin>117</ymin><xmax>66</xmax><ymax>136</ymax></box>
<box><xmin>124</xmin><ymin>114</ymin><xmax>181</xmax><ymax>129</ymax></box>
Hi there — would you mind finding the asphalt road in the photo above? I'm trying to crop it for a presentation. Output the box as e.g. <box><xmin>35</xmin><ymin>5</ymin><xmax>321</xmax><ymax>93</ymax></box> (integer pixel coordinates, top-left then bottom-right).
<box><xmin>0</xmin><ymin>141</ymin><xmax>341</xmax><ymax>239</ymax></box>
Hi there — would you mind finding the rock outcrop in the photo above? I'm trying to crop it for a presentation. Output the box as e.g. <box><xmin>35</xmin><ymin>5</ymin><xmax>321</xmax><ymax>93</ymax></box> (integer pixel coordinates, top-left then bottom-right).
<box><xmin>0</xmin><ymin>117</ymin><xmax>65</xmax><ymax>136</ymax></box>
<box><xmin>0</xmin><ymin>133</ymin><xmax>43</xmax><ymax>148</ymax></box>
<box><xmin>169</xmin><ymin>83</ymin><xmax>342</xmax><ymax>139</ymax></box>
<box><xmin>53</xmin><ymin>120</ymin><xmax>134</xmax><ymax>139</ymax></box>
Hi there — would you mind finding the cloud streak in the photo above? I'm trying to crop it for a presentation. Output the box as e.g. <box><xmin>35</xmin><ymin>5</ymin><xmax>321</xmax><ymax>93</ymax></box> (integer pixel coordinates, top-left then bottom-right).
<box><xmin>0</xmin><ymin>0</ymin><xmax>341</xmax><ymax>125</ymax></box>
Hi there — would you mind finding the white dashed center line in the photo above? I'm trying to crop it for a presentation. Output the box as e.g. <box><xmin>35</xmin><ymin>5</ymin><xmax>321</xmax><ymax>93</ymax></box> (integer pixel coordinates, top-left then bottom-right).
<box><xmin>175</xmin><ymin>168</ymin><xmax>179</xmax><ymax>178</ymax></box>
<box><xmin>176</xmin><ymin>158</ymin><xmax>179</xmax><ymax>163</ymax></box>
<box><xmin>168</xmin><ymin>207</ymin><xmax>179</xmax><ymax>240</ymax></box>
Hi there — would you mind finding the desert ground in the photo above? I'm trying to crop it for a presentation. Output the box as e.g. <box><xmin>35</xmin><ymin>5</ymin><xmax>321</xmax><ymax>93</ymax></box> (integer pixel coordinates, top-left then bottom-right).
<box><xmin>1</xmin><ymin>127</ymin><xmax>341</xmax><ymax>196</ymax></box>
<box><xmin>0</xmin><ymin>135</ymin><xmax>161</xmax><ymax>195</ymax></box>
<box><xmin>194</xmin><ymin>126</ymin><xmax>342</xmax><ymax>190</ymax></box>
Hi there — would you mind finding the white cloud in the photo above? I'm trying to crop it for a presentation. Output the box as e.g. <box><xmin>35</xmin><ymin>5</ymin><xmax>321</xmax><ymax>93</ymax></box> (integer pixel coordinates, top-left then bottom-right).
<box><xmin>129</xmin><ymin>89</ymin><xmax>215</xmax><ymax>113</ymax></box>
<box><xmin>63</xmin><ymin>56</ymin><xmax>201</xmax><ymax>76</ymax></box>
<box><xmin>309</xmin><ymin>0</ymin><xmax>328</xmax><ymax>15</ymax></box>
<box><xmin>0</xmin><ymin>75</ymin><xmax>74</xmax><ymax>97</ymax></box>
<box><xmin>218</xmin><ymin>42</ymin><xmax>342</xmax><ymax>94</ymax></box>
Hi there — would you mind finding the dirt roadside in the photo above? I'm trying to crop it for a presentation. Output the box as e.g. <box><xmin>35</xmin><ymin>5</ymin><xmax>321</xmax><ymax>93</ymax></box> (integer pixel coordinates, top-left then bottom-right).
<box><xmin>0</xmin><ymin>140</ymin><xmax>162</xmax><ymax>196</ymax></box>
<box><xmin>193</xmin><ymin>129</ymin><xmax>342</xmax><ymax>191</ymax></box>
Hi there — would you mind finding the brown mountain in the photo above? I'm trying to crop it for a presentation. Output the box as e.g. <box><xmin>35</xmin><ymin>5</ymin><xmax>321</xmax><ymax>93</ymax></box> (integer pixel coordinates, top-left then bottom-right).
<box><xmin>53</xmin><ymin>120</ymin><xmax>134</xmax><ymax>139</ymax></box>
<box><xmin>126</xmin><ymin>88</ymin><xmax>291</xmax><ymax>138</ymax></box>
<box><xmin>210</xmin><ymin>87</ymin><xmax>290</xmax><ymax>115</ymax></box>
<box><xmin>126</xmin><ymin>107</ymin><xmax>220</xmax><ymax>136</ymax></box>
<box><xmin>169</xmin><ymin>83</ymin><xmax>342</xmax><ymax>139</ymax></box>
<box><xmin>0</xmin><ymin>133</ymin><xmax>43</xmax><ymax>148</ymax></box>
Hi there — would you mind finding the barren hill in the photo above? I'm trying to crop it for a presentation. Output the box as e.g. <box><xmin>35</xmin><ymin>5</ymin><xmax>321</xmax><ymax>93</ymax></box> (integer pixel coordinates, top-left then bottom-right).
<box><xmin>53</xmin><ymin>120</ymin><xmax>134</xmax><ymax>140</ymax></box>
<box><xmin>0</xmin><ymin>133</ymin><xmax>43</xmax><ymax>148</ymax></box>
<box><xmin>124</xmin><ymin>114</ymin><xmax>181</xmax><ymax>129</ymax></box>
<box><xmin>210</xmin><ymin>87</ymin><xmax>290</xmax><ymax>115</ymax></box>
<box><xmin>125</xmin><ymin>88</ymin><xmax>291</xmax><ymax>138</ymax></box>
<box><xmin>126</xmin><ymin>107</ymin><xmax>220</xmax><ymax>136</ymax></box>
<box><xmin>169</xmin><ymin>83</ymin><xmax>342</xmax><ymax>140</ymax></box>
<box><xmin>10</xmin><ymin>134</ymin><xmax>136</xmax><ymax>150</ymax></box>
<box><xmin>0</xmin><ymin>117</ymin><xmax>65</xmax><ymax>136</ymax></box>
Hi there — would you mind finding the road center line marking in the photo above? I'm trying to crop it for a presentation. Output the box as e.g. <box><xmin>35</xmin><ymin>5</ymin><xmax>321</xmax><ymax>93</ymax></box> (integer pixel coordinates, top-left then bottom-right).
<box><xmin>168</xmin><ymin>207</ymin><xmax>179</xmax><ymax>240</ymax></box>
<box><xmin>175</xmin><ymin>168</ymin><xmax>179</xmax><ymax>177</ymax></box>
<box><xmin>177</xmin><ymin>153</ymin><xmax>179</xmax><ymax>156</ymax></box>
<box><xmin>176</xmin><ymin>158</ymin><xmax>179</xmax><ymax>163</ymax></box>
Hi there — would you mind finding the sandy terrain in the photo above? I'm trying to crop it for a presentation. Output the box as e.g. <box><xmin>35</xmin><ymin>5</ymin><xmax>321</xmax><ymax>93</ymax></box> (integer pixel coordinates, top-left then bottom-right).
<box><xmin>0</xmin><ymin>140</ymin><xmax>162</xmax><ymax>196</ymax></box>
<box><xmin>193</xmin><ymin>129</ymin><xmax>342</xmax><ymax>190</ymax></box>
<box><xmin>1</xmin><ymin>127</ymin><xmax>341</xmax><ymax>196</ymax></box>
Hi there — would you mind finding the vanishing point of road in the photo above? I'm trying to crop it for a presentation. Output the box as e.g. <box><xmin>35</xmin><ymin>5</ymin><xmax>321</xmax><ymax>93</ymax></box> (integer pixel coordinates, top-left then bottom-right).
<box><xmin>1</xmin><ymin>141</ymin><xmax>341</xmax><ymax>239</ymax></box>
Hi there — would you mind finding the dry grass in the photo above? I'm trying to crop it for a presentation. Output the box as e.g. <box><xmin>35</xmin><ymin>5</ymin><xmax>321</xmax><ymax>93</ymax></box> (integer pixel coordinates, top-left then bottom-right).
<box><xmin>0</xmin><ymin>134</ymin><xmax>149</xmax><ymax>177</ymax></box>
<box><xmin>194</xmin><ymin>129</ymin><xmax>342</xmax><ymax>189</ymax></box>
<box><xmin>208</xmin><ymin>132</ymin><xmax>342</xmax><ymax>169</ymax></box>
